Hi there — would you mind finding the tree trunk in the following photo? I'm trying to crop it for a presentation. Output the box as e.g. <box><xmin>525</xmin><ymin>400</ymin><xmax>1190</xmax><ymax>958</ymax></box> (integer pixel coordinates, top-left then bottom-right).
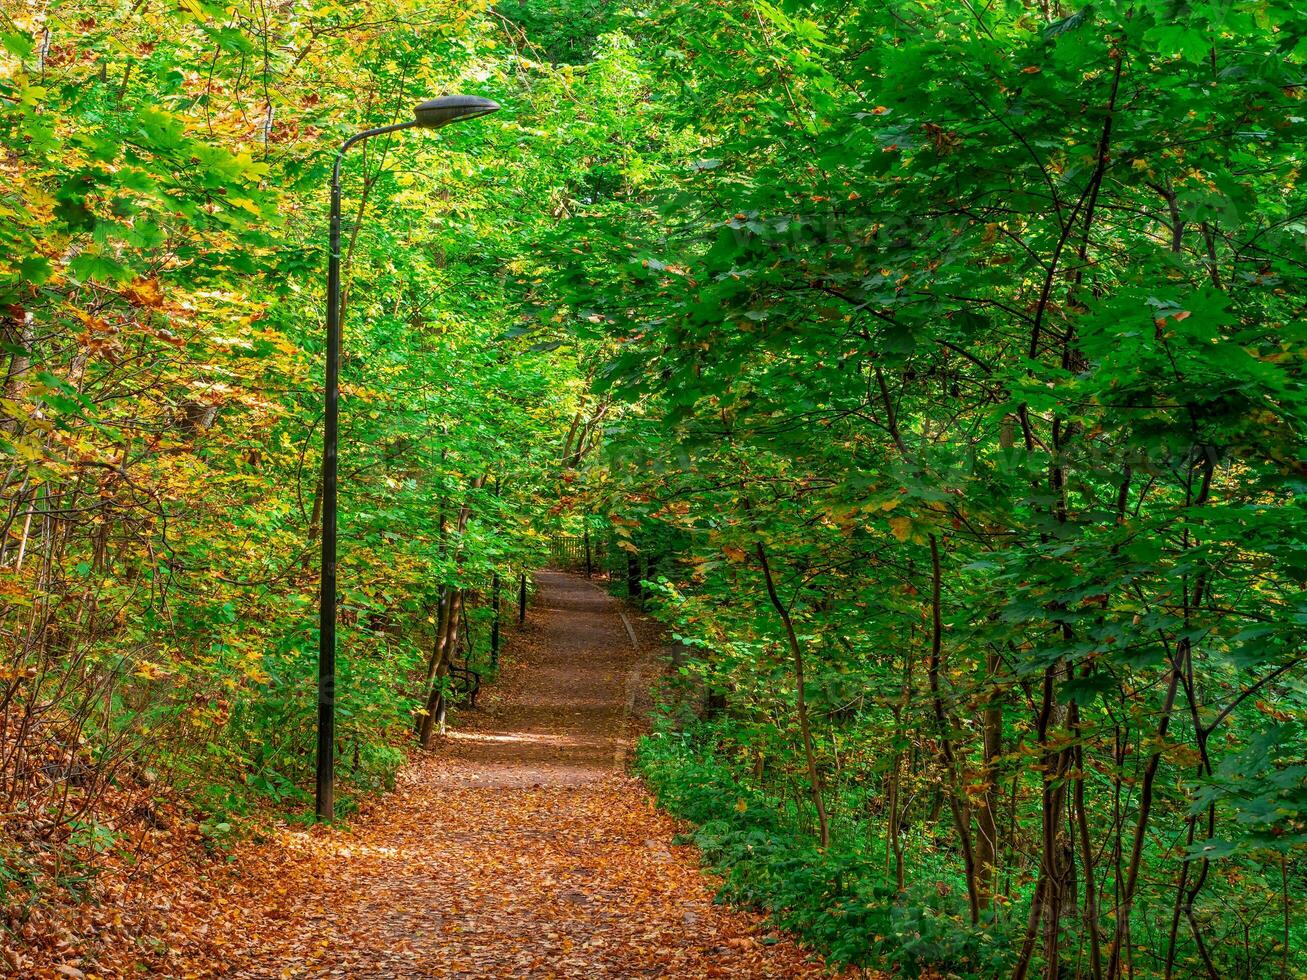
<box><xmin>626</xmin><ymin>551</ymin><xmax>642</xmax><ymax>603</ymax></box>
<box><xmin>419</xmin><ymin>587</ymin><xmax>464</xmax><ymax>747</ymax></box>
<box><xmin>976</xmin><ymin>646</ymin><xmax>1004</xmax><ymax>911</ymax></box>
<box><xmin>755</xmin><ymin>541</ymin><xmax>829</xmax><ymax>848</ymax></box>
<box><xmin>490</xmin><ymin>571</ymin><xmax>501</xmax><ymax>668</ymax></box>
<box><xmin>928</xmin><ymin>535</ymin><xmax>982</xmax><ymax>923</ymax></box>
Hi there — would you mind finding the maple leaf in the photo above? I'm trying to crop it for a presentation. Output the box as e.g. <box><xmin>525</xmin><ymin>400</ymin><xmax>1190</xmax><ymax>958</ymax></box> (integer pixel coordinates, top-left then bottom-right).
<box><xmin>125</xmin><ymin>277</ymin><xmax>165</xmax><ymax>308</ymax></box>
<box><xmin>888</xmin><ymin>516</ymin><xmax>912</xmax><ymax>543</ymax></box>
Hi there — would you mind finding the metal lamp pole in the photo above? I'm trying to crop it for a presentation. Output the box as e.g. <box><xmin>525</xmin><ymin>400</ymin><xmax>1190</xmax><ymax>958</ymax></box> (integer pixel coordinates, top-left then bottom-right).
<box><xmin>317</xmin><ymin>95</ymin><xmax>500</xmax><ymax>822</ymax></box>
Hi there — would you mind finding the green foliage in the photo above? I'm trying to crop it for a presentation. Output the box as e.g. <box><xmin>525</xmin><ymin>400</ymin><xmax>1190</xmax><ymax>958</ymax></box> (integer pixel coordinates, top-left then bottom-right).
<box><xmin>639</xmin><ymin>721</ymin><xmax>1018</xmax><ymax>976</ymax></box>
<box><xmin>548</xmin><ymin>0</ymin><xmax>1307</xmax><ymax>975</ymax></box>
<box><xmin>1</xmin><ymin>0</ymin><xmax>1304</xmax><ymax>975</ymax></box>
<box><xmin>497</xmin><ymin>0</ymin><xmax>622</xmax><ymax>64</ymax></box>
<box><xmin>0</xmin><ymin>0</ymin><xmax>610</xmax><ymax>839</ymax></box>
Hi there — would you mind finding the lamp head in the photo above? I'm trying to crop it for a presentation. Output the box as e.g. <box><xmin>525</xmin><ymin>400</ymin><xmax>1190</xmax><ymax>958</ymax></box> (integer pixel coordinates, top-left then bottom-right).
<box><xmin>413</xmin><ymin>95</ymin><xmax>501</xmax><ymax>129</ymax></box>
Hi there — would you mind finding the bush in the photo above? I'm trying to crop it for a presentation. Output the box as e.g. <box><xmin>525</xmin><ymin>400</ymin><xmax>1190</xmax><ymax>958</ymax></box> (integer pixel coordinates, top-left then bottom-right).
<box><xmin>637</xmin><ymin>721</ymin><xmax>1016</xmax><ymax>977</ymax></box>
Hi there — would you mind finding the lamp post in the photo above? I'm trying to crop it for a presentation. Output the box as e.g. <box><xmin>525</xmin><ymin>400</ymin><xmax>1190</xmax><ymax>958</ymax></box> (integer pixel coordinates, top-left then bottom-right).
<box><xmin>317</xmin><ymin>95</ymin><xmax>500</xmax><ymax>822</ymax></box>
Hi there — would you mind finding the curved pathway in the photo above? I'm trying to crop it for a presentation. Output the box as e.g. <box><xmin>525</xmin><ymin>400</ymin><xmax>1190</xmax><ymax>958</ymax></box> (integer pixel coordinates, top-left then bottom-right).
<box><xmin>171</xmin><ymin>571</ymin><xmax>827</xmax><ymax>978</ymax></box>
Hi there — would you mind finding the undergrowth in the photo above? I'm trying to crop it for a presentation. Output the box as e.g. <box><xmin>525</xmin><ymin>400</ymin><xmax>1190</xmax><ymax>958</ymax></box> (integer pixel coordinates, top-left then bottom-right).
<box><xmin>637</xmin><ymin>719</ymin><xmax>1018</xmax><ymax>977</ymax></box>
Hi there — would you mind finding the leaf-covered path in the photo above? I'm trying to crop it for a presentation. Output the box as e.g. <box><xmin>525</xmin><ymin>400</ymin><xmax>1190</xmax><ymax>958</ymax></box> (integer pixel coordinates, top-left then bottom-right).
<box><xmin>174</xmin><ymin>571</ymin><xmax>829</xmax><ymax>978</ymax></box>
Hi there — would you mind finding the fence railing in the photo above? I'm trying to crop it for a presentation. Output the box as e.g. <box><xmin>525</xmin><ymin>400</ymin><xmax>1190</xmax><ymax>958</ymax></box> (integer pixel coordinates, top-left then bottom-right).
<box><xmin>548</xmin><ymin>533</ymin><xmax>608</xmax><ymax>573</ymax></box>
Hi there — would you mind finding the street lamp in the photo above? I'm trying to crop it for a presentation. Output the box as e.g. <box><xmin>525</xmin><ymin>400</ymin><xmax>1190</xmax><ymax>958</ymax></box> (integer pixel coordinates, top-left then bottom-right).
<box><xmin>317</xmin><ymin>95</ymin><xmax>500</xmax><ymax>822</ymax></box>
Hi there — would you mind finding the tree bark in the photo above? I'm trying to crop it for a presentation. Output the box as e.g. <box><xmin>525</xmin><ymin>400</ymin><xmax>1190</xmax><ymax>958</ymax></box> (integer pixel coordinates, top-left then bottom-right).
<box><xmin>756</xmin><ymin>540</ymin><xmax>829</xmax><ymax>848</ymax></box>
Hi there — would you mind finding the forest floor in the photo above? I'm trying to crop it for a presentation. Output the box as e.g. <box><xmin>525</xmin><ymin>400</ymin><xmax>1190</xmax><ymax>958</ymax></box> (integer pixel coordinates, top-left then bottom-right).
<box><xmin>125</xmin><ymin>570</ymin><xmax>831</xmax><ymax>978</ymax></box>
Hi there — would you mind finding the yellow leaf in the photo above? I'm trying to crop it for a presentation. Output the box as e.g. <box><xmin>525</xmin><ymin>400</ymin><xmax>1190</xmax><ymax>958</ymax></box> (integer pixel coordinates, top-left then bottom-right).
<box><xmin>889</xmin><ymin>516</ymin><xmax>912</xmax><ymax>543</ymax></box>
<box><xmin>125</xmin><ymin>278</ymin><xmax>165</xmax><ymax>308</ymax></box>
<box><xmin>134</xmin><ymin>661</ymin><xmax>169</xmax><ymax>680</ymax></box>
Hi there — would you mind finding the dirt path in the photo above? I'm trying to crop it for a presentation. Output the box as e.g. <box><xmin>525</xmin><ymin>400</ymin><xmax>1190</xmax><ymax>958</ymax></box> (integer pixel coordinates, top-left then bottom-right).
<box><xmin>171</xmin><ymin>571</ymin><xmax>828</xmax><ymax>978</ymax></box>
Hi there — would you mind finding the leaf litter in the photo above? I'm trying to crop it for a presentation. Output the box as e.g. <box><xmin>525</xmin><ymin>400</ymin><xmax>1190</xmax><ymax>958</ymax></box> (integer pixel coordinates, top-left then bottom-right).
<box><xmin>13</xmin><ymin>572</ymin><xmax>841</xmax><ymax>978</ymax></box>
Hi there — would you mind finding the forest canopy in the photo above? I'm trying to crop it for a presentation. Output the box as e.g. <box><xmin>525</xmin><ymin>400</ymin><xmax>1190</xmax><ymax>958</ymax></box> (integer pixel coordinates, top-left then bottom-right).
<box><xmin>1</xmin><ymin>0</ymin><xmax>1305</xmax><ymax>977</ymax></box>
